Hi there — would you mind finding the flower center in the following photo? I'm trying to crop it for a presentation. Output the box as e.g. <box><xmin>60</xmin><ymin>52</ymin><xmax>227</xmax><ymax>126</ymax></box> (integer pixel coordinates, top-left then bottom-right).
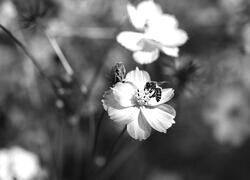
<box><xmin>135</xmin><ymin>89</ymin><xmax>154</xmax><ymax>106</ymax></box>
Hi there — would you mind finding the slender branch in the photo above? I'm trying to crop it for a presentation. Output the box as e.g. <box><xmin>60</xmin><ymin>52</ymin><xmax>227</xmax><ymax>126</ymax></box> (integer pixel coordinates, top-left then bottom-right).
<box><xmin>97</xmin><ymin>141</ymin><xmax>142</xmax><ymax>180</ymax></box>
<box><xmin>85</xmin><ymin>60</ymin><xmax>107</xmax><ymax>100</ymax></box>
<box><xmin>43</xmin><ymin>29</ymin><xmax>74</xmax><ymax>76</ymax></box>
<box><xmin>0</xmin><ymin>25</ymin><xmax>46</xmax><ymax>78</ymax></box>
<box><xmin>105</xmin><ymin>126</ymin><xmax>127</xmax><ymax>165</ymax></box>
<box><xmin>57</xmin><ymin>115</ymin><xmax>65</xmax><ymax>180</ymax></box>
<box><xmin>0</xmin><ymin>24</ymin><xmax>60</xmax><ymax>98</ymax></box>
<box><xmin>91</xmin><ymin>109</ymin><xmax>106</xmax><ymax>159</ymax></box>
<box><xmin>141</xmin><ymin>64</ymin><xmax>148</xmax><ymax>71</ymax></box>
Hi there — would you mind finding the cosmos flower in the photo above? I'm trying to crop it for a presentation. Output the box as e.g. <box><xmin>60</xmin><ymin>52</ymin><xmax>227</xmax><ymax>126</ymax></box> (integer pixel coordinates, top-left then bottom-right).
<box><xmin>204</xmin><ymin>87</ymin><xmax>250</xmax><ymax>146</ymax></box>
<box><xmin>102</xmin><ymin>67</ymin><xmax>176</xmax><ymax>140</ymax></box>
<box><xmin>0</xmin><ymin>147</ymin><xmax>44</xmax><ymax>180</ymax></box>
<box><xmin>117</xmin><ymin>0</ymin><xmax>188</xmax><ymax>64</ymax></box>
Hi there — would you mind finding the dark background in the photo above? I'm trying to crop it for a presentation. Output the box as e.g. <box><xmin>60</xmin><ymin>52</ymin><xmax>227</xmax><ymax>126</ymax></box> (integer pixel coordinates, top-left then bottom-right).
<box><xmin>1</xmin><ymin>0</ymin><xmax>250</xmax><ymax>179</ymax></box>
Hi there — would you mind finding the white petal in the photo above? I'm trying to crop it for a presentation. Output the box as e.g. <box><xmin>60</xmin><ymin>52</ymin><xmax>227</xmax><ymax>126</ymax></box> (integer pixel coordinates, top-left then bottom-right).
<box><xmin>146</xmin><ymin>28</ymin><xmax>188</xmax><ymax>47</ymax></box>
<box><xmin>117</xmin><ymin>31</ymin><xmax>144</xmax><ymax>51</ymax></box>
<box><xmin>102</xmin><ymin>89</ymin><xmax>122</xmax><ymax>111</ymax></box>
<box><xmin>141</xmin><ymin>104</ymin><xmax>176</xmax><ymax>133</ymax></box>
<box><xmin>125</xmin><ymin>67</ymin><xmax>151</xmax><ymax>90</ymax></box>
<box><xmin>108</xmin><ymin>106</ymin><xmax>140</xmax><ymax>125</ymax></box>
<box><xmin>157</xmin><ymin>104</ymin><xmax>176</xmax><ymax>117</ymax></box>
<box><xmin>143</xmin><ymin>40</ymin><xmax>179</xmax><ymax>57</ymax></box>
<box><xmin>147</xmin><ymin>14</ymin><xmax>179</xmax><ymax>29</ymax></box>
<box><xmin>127</xmin><ymin>110</ymin><xmax>151</xmax><ymax>140</ymax></box>
<box><xmin>132</xmin><ymin>39</ymin><xmax>160</xmax><ymax>64</ymax></box>
<box><xmin>0</xmin><ymin>150</ymin><xmax>11</xmax><ymax>180</ymax></box>
<box><xmin>147</xmin><ymin>88</ymin><xmax>174</xmax><ymax>106</ymax></box>
<box><xmin>137</xmin><ymin>1</ymin><xmax>163</xmax><ymax>20</ymax></box>
<box><xmin>127</xmin><ymin>1</ymin><xmax>163</xmax><ymax>30</ymax></box>
<box><xmin>127</xmin><ymin>3</ymin><xmax>146</xmax><ymax>30</ymax></box>
<box><xmin>112</xmin><ymin>82</ymin><xmax>137</xmax><ymax>107</ymax></box>
<box><xmin>133</xmin><ymin>49</ymin><xmax>159</xmax><ymax>64</ymax></box>
<box><xmin>9</xmin><ymin>147</ymin><xmax>40</xmax><ymax>180</ymax></box>
<box><xmin>160</xmin><ymin>46</ymin><xmax>179</xmax><ymax>57</ymax></box>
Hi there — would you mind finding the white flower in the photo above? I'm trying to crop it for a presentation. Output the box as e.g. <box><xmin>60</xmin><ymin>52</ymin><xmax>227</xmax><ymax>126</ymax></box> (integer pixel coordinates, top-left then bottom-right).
<box><xmin>0</xmin><ymin>1</ymin><xmax>17</xmax><ymax>28</ymax></box>
<box><xmin>0</xmin><ymin>150</ymin><xmax>11</xmax><ymax>180</ymax></box>
<box><xmin>0</xmin><ymin>147</ymin><xmax>43</xmax><ymax>180</ymax></box>
<box><xmin>117</xmin><ymin>0</ymin><xmax>188</xmax><ymax>64</ymax></box>
<box><xmin>102</xmin><ymin>67</ymin><xmax>176</xmax><ymax>140</ymax></box>
<box><xmin>126</xmin><ymin>0</ymin><xmax>163</xmax><ymax>31</ymax></box>
<box><xmin>204</xmin><ymin>87</ymin><xmax>250</xmax><ymax>146</ymax></box>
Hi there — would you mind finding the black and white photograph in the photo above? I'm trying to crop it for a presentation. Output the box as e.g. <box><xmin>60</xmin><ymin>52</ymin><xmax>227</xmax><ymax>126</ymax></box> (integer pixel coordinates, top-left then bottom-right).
<box><xmin>0</xmin><ymin>0</ymin><xmax>250</xmax><ymax>179</ymax></box>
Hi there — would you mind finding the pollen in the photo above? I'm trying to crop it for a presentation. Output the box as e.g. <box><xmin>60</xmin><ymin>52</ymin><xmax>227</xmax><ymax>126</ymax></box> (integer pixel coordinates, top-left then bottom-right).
<box><xmin>135</xmin><ymin>89</ymin><xmax>151</xmax><ymax>106</ymax></box>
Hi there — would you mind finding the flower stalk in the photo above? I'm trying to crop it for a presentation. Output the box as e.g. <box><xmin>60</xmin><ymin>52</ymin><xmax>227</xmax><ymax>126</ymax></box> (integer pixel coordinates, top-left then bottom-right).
<box><xmin>105</xmin><ymin>125</ymin><xmax>127</xmax><ymax>164</ymax></box>
<box><xmin>0</xmin><ymin>24</ymin><xmax>61</xmax><ymax>99</ymax></box>
<box><xmin>43</xmin><ymin>29</ymin><xmax>74</xmax><ymax>76</ymax></box>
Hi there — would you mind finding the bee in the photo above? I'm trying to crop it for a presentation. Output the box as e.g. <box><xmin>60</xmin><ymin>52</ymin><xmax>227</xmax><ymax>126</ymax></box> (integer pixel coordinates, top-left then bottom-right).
<box><xmin>144</xmin><ymin>81</ymin><xmax>166</xmax><ymax>102</ymax></box>
<box><xmin>110</xmin><ymin>62</ymin><xmax>126</xmax><ymax>86</ymax></box>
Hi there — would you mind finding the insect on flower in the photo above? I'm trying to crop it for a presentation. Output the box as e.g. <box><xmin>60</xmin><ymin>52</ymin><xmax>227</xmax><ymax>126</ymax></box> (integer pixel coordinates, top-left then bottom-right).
<box><xmin>111</xmin><ymin>62</ymin><xmax>126</xmax><ymax>85</ymax></box>
<box><xmin>102</xmin><ymin>67</ymin><xmax>176</xmax><ymax>140</ymax></box>
<box><xmin>117</xmin><ymin>0</ymin><xmax>188</xmax><ymax>64</ymax></box>
<box><xmin>144</xmin><ymin>81</ymin><xmax>164</xmax><ymax>102</ymax></box>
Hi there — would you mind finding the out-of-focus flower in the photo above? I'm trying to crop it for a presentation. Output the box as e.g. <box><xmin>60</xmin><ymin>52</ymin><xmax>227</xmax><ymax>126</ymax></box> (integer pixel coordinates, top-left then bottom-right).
<box><xmin>12</xmin><ymin>0</ymin><xmax>58</xmax><ymax>30</ymax></box>
<box><xmin>189</xmin><ymin>7</ymin><xmax>222</xmax><ymax>28</ymax></box>
<box><xmin>117</xmin><ymin>0</ymin><xmax>188</xmax><ymax>64</ymax></box>
<box><xmin>147</xmin><ymin>169</ymin><xmax>182</xmax><ymax>180</ymax></box>
<box><xmin>0</xmin><ymin>0</ymin><xmax>17</xmax><ymax>28</ymax></box>
<box><xmin>0</xmin><ymin>147</ymin><xmax>44</xmax><ymax>180</ymax></box>
<box><xmin>0</xmin><ymin>150</ymin><xmax>10</xmax><ymax>180</ymax></box>
<box><xmin>204</xmin><ymin>87</ymin><xmax>250</xmax><ymax>146</ymax></box>
<box><xmin>126</xmin><ymin>0</ymin><xmax>162</xmax><ymax>31</ymax></box>
<box><xmin>242</xmin><ymin>23</ymin><xmax>250</xmax><ymax>54</ymax></box>
<box><xmin>219</xmin><ymin>0</ymin><xmax>244</xmax><ymax>14</ymax></box>
<box><xmin>163</xmin><ymin>58</ymin><xmax>200</xmax><ymax>98</ymax></box>
<box><xmin>218</xmin><ymin>0</ymin><xmax>245</xmax><ymax>36</ymax></box>
<box><xmin>102</xmin><ymin>67</ymin><xmax>176</xmax><ymax>140</ymax></box>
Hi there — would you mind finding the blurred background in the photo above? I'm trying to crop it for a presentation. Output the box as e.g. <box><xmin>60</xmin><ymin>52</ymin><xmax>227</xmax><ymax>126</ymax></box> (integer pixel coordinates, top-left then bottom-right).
<box><xmin>1</xmin><ymin>0</ymin><xmax>250</xmax><ymax>180</ymax></box>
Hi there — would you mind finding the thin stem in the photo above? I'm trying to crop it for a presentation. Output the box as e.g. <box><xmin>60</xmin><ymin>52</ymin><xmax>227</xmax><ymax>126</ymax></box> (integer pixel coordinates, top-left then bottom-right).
<box><xmin>97</xmin><ymin>141</ymin><xmax>142</xmax><ymax>180</ymax></box>
<box><xmin>105</xmin><ymin>126</ymin><xmax>127</xmax><ymax>165</ymax></box>
<box><xmin>0</xmin><ymin>24</ymin><xmax>60</xmax><ymax>98</ymax></box>
<box><xmin>45</xmin><ymin>121</ymin><xmax>58</xmax><ymax>180</ymax></box>
<box><xmin>42</xmin><ymin>27</ymin><xmax>88</xmax><ymax>109</ymax></box>
<box><xmin>57</xmin><ymin>117</ymin><xmax>64</xmax><ymax>180</ymax></box>
<box><xmin>142</xmin><ymin>64</ymin><xmax>147</xmax><ymax>71</ymax></box>
<box><xmin>89</xmin><ymin>115</ymin><xmax>96</xmax><ymax>157</ymax></box>
<box><xmin>85</xmin><ymin>62</ymin><xmax>106</xmax><ymax>101</ymax></box>
<box><xmin>43</xmin><ymin>29</ymin><xmax>74</xmax><ymax>76</ymax></box>
<box><xmin>91</xmin><ymin>109</ymin><xmax>106</xmax><ymax>159</ymax></box>
<box><xmin>0</xmin><ymin>24</ymin><xmax>46</xmax><ymax>79</ymax></box>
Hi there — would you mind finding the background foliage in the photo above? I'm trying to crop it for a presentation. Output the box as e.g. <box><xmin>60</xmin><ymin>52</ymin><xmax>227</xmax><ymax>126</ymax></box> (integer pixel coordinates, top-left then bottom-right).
<box><xmin>1</xmin><ymin>0</ymin><xmax>250</xmax><ymax>179</ymax></box>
